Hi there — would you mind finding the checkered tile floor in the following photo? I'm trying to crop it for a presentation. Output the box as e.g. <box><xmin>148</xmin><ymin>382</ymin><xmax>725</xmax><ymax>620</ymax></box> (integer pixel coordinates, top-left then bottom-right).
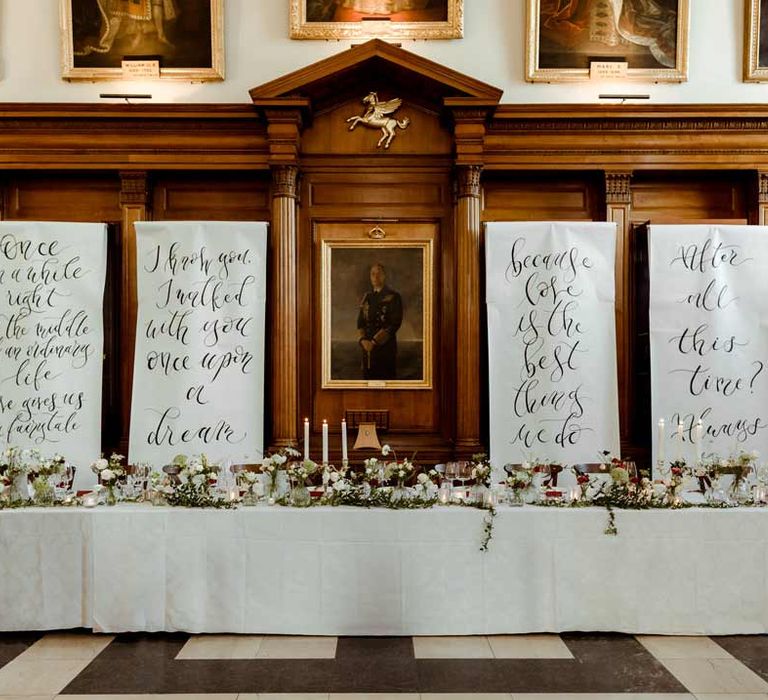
<box><xmin>1</xmin><ymin>631</ymin><xmax>768</xmax><ymax>697</ymax></box>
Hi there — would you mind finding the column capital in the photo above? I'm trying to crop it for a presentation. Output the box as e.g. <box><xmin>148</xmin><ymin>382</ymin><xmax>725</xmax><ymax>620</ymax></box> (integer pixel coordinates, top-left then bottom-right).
<box><xmin>604</xmin><ymin>171</ymin><xmax>632</xmax><ymax>205</ymax></box>
<box><xmin>119</xmin><ymin>171</ymin><xmax>150</xmax><ymax>207</ymax></box>
<box><xmin>456</xmin><ymin>165</ymin><xmax>483</xmax><ymax>199</ymax></box>
<box><xmin>272</xmin><ymin>165</ymin><xmax>299</xmax><ymax>199</ymax></box>
<box><xmin>758</xmin><ymin>171</ymin><xmax>768</xmax><ymax>204</ymax></box>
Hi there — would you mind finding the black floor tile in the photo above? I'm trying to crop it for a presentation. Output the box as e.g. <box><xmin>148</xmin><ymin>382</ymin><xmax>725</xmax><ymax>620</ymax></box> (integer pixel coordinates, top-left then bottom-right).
<box><xmin>0</xmin><ymin>632</ymin><xmax>42</xmax><ymax>669</ymax></box>
<box><xmin>712</xmin><ymin>635</ymin><xmax>768</xmax><ymax>682</ymax></box>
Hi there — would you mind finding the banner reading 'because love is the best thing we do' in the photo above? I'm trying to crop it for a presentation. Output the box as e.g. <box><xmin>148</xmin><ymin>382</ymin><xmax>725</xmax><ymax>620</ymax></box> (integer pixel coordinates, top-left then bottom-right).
<box><xmin>0</xmin><ymin>222</ymin><xmax>107</xmax><ymax>483</ymax></box>
<box><xmin>130</xmin><ymin>221</ymin><xmax>268</xmax><ymax>467</ymax></box>
<box><xmin>650</xmin><ymin>225</ymin><xmax>768</xmax><ymax>463</ymax></box>
<box><xmin>486</xmin><ymin>221</ymin><xmax>620</xmax><ymax>470</ymax></box>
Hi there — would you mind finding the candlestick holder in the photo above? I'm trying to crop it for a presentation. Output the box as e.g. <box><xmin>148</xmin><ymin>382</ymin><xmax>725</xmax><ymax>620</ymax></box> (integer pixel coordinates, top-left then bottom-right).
<box><xmin>342</xmin><ymin>459</ymin><xmax>349</xmax><ymax>470</ymax></box>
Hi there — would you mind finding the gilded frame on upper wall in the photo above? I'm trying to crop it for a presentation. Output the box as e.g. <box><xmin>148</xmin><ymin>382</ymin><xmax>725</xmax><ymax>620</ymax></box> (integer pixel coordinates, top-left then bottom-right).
<box><xmin>290</xmin><ymin>0</ymin><xmax>463</xmax><ymax>40</ymax></box>
<box><xmin>525</xmin><ymin>0</ymin><xmax>689</xmax><ymax>83</ymax></box>
<box><xmin>60</xmin><ymin>0</ymin><xmax>225</xmax><ymax>81</ymax></box>
<box><xmin>745</xmin><ymin>0</ymin><xmax>768</xmax><ymax>81</ymax></box>
<box><xmin>321</xmin><ymin>237</ymin><xmax>434</xmax><ymax>391</ymax></box>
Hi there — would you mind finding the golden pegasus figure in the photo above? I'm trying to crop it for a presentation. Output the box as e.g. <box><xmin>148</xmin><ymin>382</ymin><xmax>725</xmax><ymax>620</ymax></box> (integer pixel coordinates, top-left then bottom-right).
<box><xmin>346</xmin><ymin>92</ymin><xmax>411</xmax><ymax>149</ymax></box>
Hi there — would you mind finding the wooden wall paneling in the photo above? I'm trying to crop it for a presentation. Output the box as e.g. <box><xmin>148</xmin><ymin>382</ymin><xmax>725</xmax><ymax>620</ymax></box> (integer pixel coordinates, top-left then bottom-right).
<box><xmin>481</xmin><ymin>172</ymin><xmax>602</xmax><ymax>222</ymax></box>
<box><xmin>5</xmin><ymin>173</ymin><xmax>122</xmax><ymax>222</ymax></box>
<box><xmin>604</xmin><ymin>171</ymin><xmax>634</xmax><ymax>452</ymax></box>
<box><xmin>152</xmin><ymin>173</ymin><xmax>270</xmax><ymax>220</ymax></box>
<box><xmin>630</xmin><ymin>172</ymin><xmax>749</xmax><ymax>224</ymax></box>
<box><xmin>118</xmin><ymin>172</ymin><xmax>150</xmax><ymax>455</ymax></box>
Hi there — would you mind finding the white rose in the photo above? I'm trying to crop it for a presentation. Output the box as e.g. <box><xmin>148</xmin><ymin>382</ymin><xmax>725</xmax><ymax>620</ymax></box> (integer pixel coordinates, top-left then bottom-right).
<box><xmin>398</xmin><ymin>469</ymin><xmax>405</xmax><ymax>478</ymax></box>
<box><xmin>382</xmin><ymin>444</ymin><xmax>392</xmax><ymax>456</ymax></box>
<box><xmin>331</xmin><ymin>472</ymin><xmax>340</xmax><ymax>482</ymax></box>
<box><xmin>720</xmin><ymin>459</ymin><xmax>728</xmax><ymax>468</ymax></box>
<box><xmin>274</xmin><ymin>454</ymin><xmax>287</xmax><ymax>465</ymax></box>
<box><xmin>100</xmin><ymin>468</ymin><xmax>115</xmax><ymax>482</ymax></box>
<box><xmin>262</xmin><ymin>458</ymin><xmax>272</xmax><ymax>469</ymax></box>
<box><xmin>96</xmin><ymin>458</ymin><xmax>109</xmax><ymax>470</ymax></box>
<box><xmin>417</xmin><ymin>473</ymin><xmax>428</xmax><ymax>484</ymax></box>
<box><xmin>192</xmin><ymin>474</ymin><xmax>206</xmax><ymax>487</ymax></box>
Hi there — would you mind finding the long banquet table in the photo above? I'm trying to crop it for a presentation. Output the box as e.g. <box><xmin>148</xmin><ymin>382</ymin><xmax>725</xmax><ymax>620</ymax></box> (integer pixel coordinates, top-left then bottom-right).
<box><xmin>1</xmin><ymin>504</ymin><xmax>766</xmax><ymax>635</ymax></box>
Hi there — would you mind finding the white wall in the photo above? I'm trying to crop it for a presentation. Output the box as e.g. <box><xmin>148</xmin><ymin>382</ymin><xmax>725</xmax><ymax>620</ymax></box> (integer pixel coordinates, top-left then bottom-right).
<box><xmin>0</xmin><ymin>0</ymin><xmax>764</xmax><ymax>104</ymax></box>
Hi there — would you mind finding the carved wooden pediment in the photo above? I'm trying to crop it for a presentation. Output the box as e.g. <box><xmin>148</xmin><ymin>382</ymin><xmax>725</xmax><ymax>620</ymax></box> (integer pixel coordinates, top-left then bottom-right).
<box><xmin>249</xmin><ymin>39</ymin><xmax>502</xmax><ymax>119</ymax></box>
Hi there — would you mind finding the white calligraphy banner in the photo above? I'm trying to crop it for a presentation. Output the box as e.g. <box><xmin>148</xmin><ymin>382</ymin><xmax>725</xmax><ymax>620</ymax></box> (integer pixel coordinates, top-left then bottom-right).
<box><xmin>650</xmin><ymin>225</ymin><xmax>768</xmax><ymax>463</ymax></box>
<box><xmin>486</xmin><ymin>221</ymin><xmax>619</xmax><ymax>469</ymax></box>
<box><xmin>130</xmin><ymin>222</ymin><xmax>268</xmax><ymax>467</ymax></box>
<box><xmin>0</xmin><ymin>222</ymin><xmax>107</xmax><ymax>482</ymax></box>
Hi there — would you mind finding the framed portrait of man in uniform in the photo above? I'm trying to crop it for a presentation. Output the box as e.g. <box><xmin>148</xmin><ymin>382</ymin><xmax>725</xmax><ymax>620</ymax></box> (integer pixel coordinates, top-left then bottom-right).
<box><xmin>321</xmin><ymin>237</ymin><xmax>433</xmax><ymax>389</ymax></box>
<box><xmin>60</xmin><ymin>0</ymin><xmax>224</xmax><ymax>81</ymax></box>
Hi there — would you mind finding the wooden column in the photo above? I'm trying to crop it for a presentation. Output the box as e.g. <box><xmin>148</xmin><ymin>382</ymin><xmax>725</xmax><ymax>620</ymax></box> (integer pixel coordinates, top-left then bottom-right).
<box><xmin>455</xmin><ymin>164</ymin><xmax>483</xmax><ymax>455</ymax></box>
<box><xmin>604</xmin><ymin>171</ymin><xmax>633</xmax><ymax>444</ymax></box>
<box><xmin>270</xmin><ymin>165</ymin><xmax>300</xmax><ymax>447</ymax></box>
<box><xmin>450</xmin><ymin>104</ymin><xmax>495</xmax><ymax>457</ymax></box>
<box><xmin>758</xmin><ymin>171</ymin><xmax>768</xmax><ymax>225</ymax></box>
<box><xmin>119</xmin><ymin>171</ymin><xmax>150</xmax><ymax>453</ymax></box>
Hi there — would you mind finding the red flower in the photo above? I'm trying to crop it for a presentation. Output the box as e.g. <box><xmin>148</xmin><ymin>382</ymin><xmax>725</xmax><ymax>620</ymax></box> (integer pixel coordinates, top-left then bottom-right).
<box><xmin>671</xmin><ymin>467</ymin><xmax>682</xmax><ymax>476</ymax></box>
<box><xmin>577</xmin><ymin>474</ymin><xmax>590</xmax><ymax>484</ymax></box>
<box><xmin>630</xmin><ymin>477</ymin><xmax>639</xmax><ymax>484</ymax></box>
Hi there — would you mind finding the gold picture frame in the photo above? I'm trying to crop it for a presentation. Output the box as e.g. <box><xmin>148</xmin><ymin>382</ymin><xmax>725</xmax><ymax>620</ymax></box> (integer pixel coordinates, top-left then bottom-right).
<box><xmin>525</xmin><ymin>0</ymin><xmax>689</xmax><ymax>82</ymax></box>
<box><xmin>321</xmin><ymin>236</ymin><xmax>434</xmax><ymax>390</ymax></box>
<box><xmin>60</xmin><ymin>0</ymin><xmax>225</xmax><ymax>82</ymax></box>
<box><xmin>745</xmin><ymin>0</ymin><xmax>768</xmax><ymax>81</ymax></box>
<box><xmin>290</xmin><ymin>0</ymin><xmax>463</xmax><ymax>40</ymax></box>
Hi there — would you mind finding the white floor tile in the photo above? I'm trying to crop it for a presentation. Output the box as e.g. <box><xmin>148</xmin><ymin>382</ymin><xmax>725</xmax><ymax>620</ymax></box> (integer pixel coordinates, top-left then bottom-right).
<box><xmin>329</xmin><ymin>695</ymin><xmax>419</xmax><ymax>700</ymax></box>
<box><xmin>694</xmin><ymin>695</ymin><xmax>768</xmax><ymax>700</ymax></box>
<box><xmin>413</xmin><ymin>636</ymin><xmax>494</xmax><ymax>659</ymax></box>
<box><xmin>26</xmin><ymin>634</ymin><xmax>113</xmax><ymax>661</ymax></box>
<box><xmin>256</xmin><ymin>636</ymin><xmax>338</xmax><ymax>659</ymax></box>
<box><xmin>661</xmin><ymin>659</ymin><xmax>768</xmax><ymax>694</ymax></box>
<box><xmin>422</xmin><ymin>694</ymin><xmax>513</xmax><ymax>700</ymax></box>
<box><xmin>251</xmin><ymin>695</ymin><xmax>330</xmax><ymax>700</ymax></box>
<box><xmin>175</xmin><ymin>635</ymin><xmax>263</xmax><ymax>660</ymax></box>
<box><xmin>637</xmin><ymin>636</ymin><xmax>733</xmax><ymax>660</ymax></box>
<box><xmin>0</xmin><ymin>658</ymin><xmax>90</xmax><ymax>696</ymax></box>
<box><xmin>488</xmin><ymin>635</ymin><xmax>573</xmax><ymax>659</ymax></box>
<box><xmin>513</xmin><ymin>696</ymin><xmax>693</xmax><ymax>700</ymax></box>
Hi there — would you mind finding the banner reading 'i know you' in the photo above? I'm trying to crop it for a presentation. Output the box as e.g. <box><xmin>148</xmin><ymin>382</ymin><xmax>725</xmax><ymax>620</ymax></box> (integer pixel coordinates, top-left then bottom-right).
<box><xmin>650</xmin><ymin>225</ymin><xmax>768</xmax><ymax>462</ymax></box>
<box><xmin>486</xmin><ymin>222</ymin><xmax>619</xmax><ymax>468</ymax></box>
<box><xmin>0</xmin><ymin>222</ymin><xmax>107</xmax><ymax>474</ymax></box>
<box><xmin>130</xmin><ymin>222</ymin><xmax>268</xmax><ymax>466</ymax></box>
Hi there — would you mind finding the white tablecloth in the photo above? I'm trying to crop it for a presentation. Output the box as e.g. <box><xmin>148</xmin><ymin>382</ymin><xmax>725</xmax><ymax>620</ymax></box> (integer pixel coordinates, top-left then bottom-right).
<box><xmin>1</xmin><ymin>505</ymin><xmax>766</xmax><ymax>635</ymax></box>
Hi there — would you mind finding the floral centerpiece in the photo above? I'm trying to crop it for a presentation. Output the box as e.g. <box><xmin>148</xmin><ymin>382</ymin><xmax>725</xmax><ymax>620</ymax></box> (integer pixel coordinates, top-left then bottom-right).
<box><xmin>238</xmin><ymin>470</ymin><xmax>262</xmax><ymax>506</ymax></box>
<box><xmin>573</xmin><ymin>471</ymin><xmax>592</xmax><ymax>502</ymax></box>
<box><xmin>29</xmin><ymin>454</ymin><xmax>67</xmax><ymax>506</ymax></box>
<box><xmin>287</xmin><ymin>459</ymin><xmax>318</xmax><ymax>507</ymax></box>
<box><xmin>163</xmin><ymin>453</ymin><xmax>233</xmax><ymax>509</ymax></box>
<box><xmin>90</xmin><ymin>453</ymin><xmax>126</xmax><ymax>506</ymax></box>
<box><xmin>382</xmin><ymin>444</ymin><xmax>416</xmax><ymax>501</ymax></box>
<box><xmin>149</xmin><ymin>470</ymin><xmax>175</xmax><ymax>506</ymax></box>
<box><xmin>0</xmin><ymin>447</ymin><xmax>34</xmax><ymax>502</ymax></box>
<box><xmin>470</xmin><ymin>453</ymin><xmax>492</xmax><ymax>503</ymax></box>
<box><xmin>720</xmin><ymin>451</ymin><xmax>758</xmax><ymax>503</ymax></box>
<box><xmin>261</xmin><ymin>446</ymin><xmax>300</xmax><ymax>501</ymax></box>
<box><xmin>505</xmin><ymin>463</ymin><xmax>533</xmax><ymax>506</ymax></box>
<box><xmin>416</xmin><ymin>468</ymin><xmax>440</xmax><ymax>499</ymax></box>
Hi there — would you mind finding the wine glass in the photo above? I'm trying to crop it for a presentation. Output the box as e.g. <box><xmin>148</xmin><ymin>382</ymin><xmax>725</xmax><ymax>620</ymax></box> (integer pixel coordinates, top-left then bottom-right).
<box><xmin>456</xmin><ymin>460</ymin><xmax>471</xmax><ymax>497</ymax></box>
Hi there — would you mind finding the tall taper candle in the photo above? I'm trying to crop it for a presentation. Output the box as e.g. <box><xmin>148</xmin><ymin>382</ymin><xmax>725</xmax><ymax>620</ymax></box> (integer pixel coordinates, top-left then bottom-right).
<box><xmin>695</xmin><ymin>419</ymin><xmax>703</xmax><ymax>464</ymax></box>
<box><xmin>341</xmin><ymin>420</ymin><xmax>348</xmax><ymax>463</ymax></box>
<box><xmin>657</xmin><ymin>418</ymin><xmax>665</xmax><ymax>465</ymax></box>
<box><xmin>322</xmin><ymin>420</ymin><xmax>329</xmax><ymax>465</ymax></box>
<box><xmin>676</xmin><ymin>420</ymin><xmax>684</xmax><ymax>461</ymax></box>
<box><xmin>304</xmin><ymin>418</ymin><xmax>310</xmax><ymax>461</ymax></box>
